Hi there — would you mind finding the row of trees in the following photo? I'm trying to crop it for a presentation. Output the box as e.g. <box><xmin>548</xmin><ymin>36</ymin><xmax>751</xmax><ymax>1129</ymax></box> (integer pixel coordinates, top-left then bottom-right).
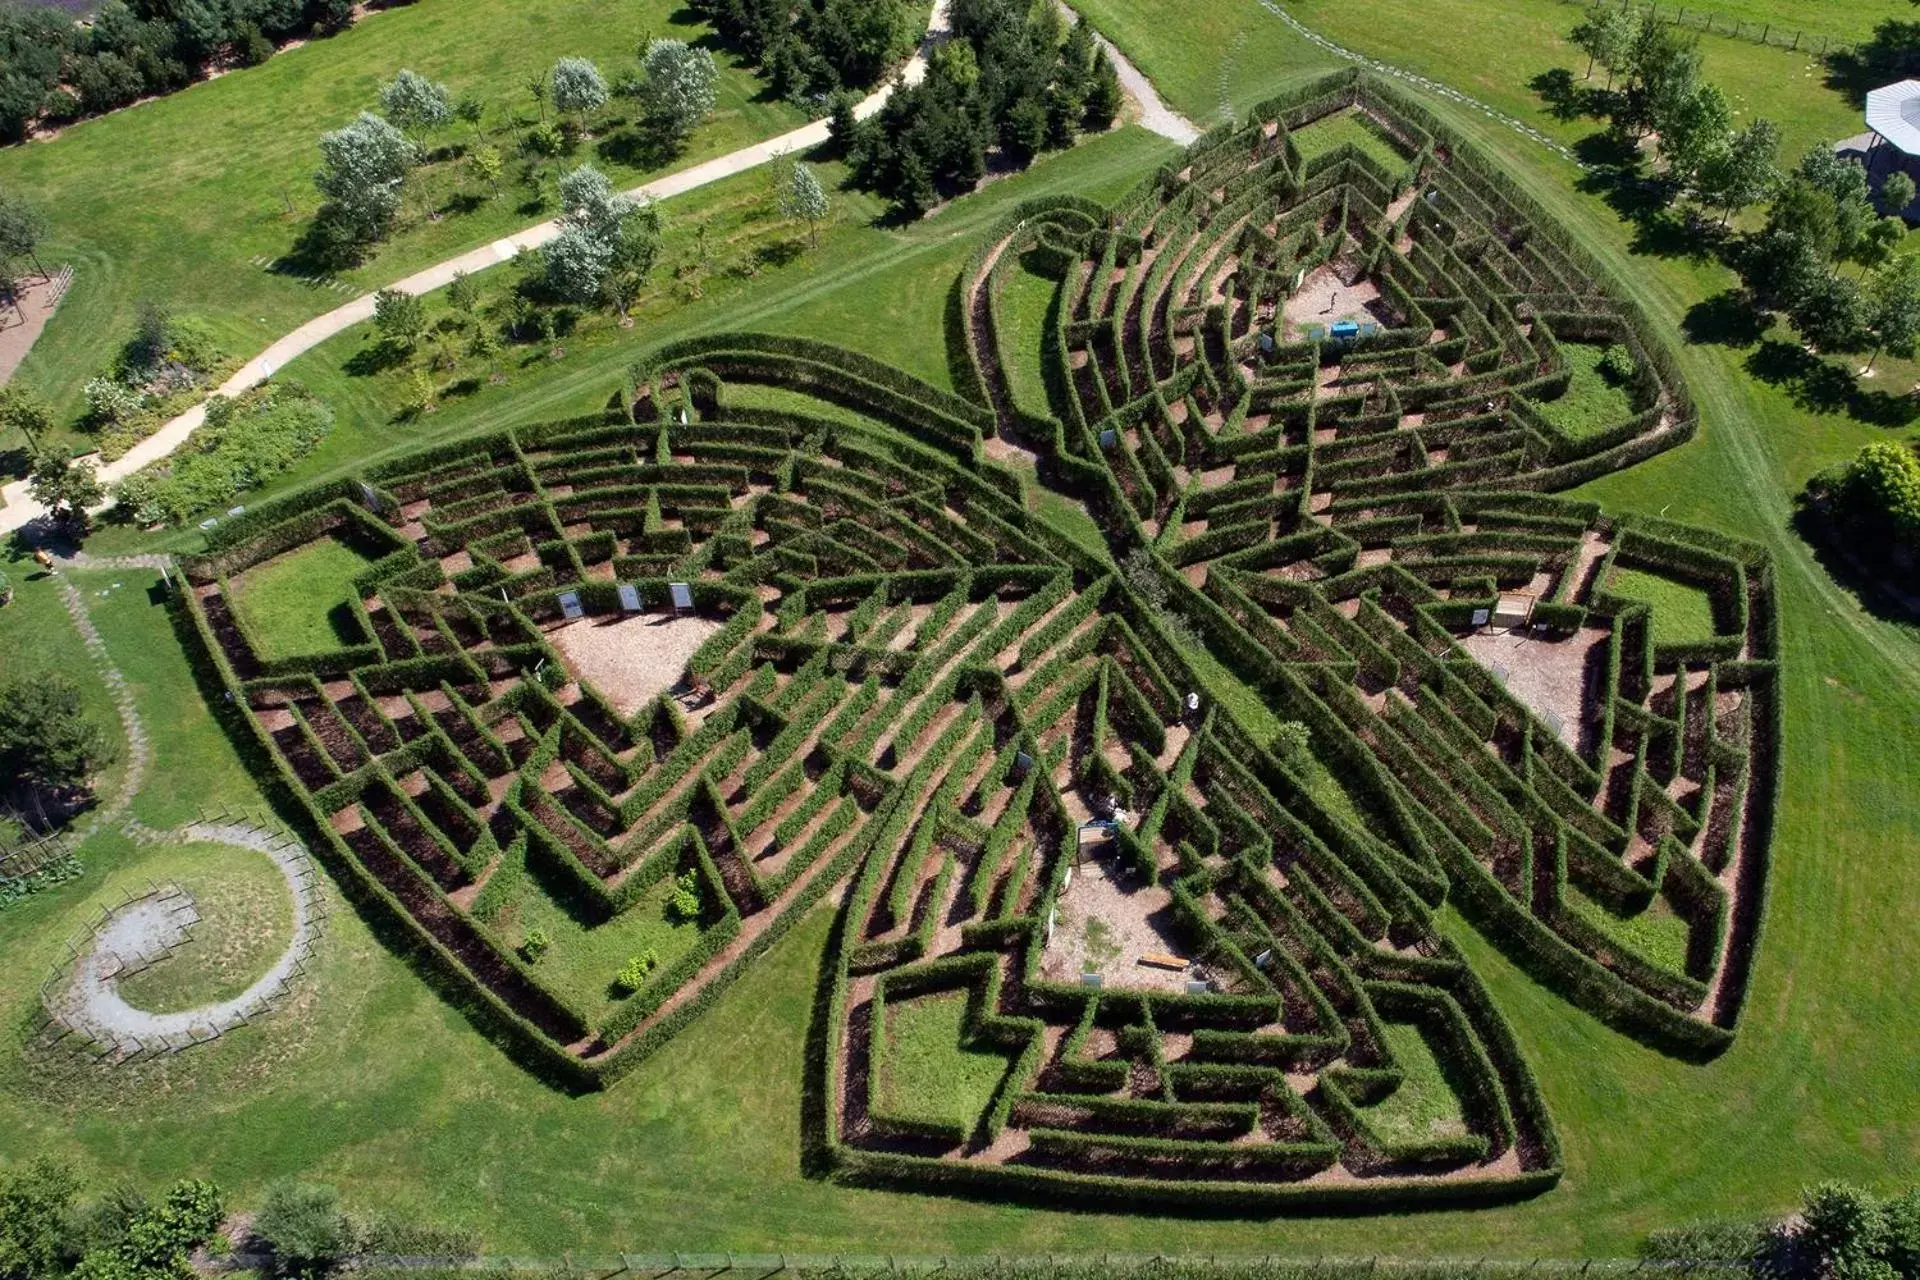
<box><xmin>688</xmin><ymin>0</ymin><xmax>918</xmax><ymax>101</ymax></box>
<box><xmin>832</xmin><ymin>0</ymin><xmax>1121</xmax><ymax>216</ymax></box>
<box><xmin>0</xmin><ymin>0</ymin><xmax>359</xmax><ymax>143</ymax></box>
<box><xmin>1567</xmin><ymin>8</ymin><xmax>1920</xmax><ymax>372</ymax></box>
<box><xmin>1568</xmin><ymin>5</ymin><xmax>1782</xmax><ymax>223</ymax></box>
<box><xmin>310</xmin><ymin>44</ymin><xmax>719</xmax><ymax>264</ymax></box>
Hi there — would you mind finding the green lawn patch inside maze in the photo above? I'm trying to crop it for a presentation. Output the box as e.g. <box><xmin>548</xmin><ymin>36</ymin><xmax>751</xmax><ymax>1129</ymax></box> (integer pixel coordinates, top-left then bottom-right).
<box><xmin>495</xmin><ymin>862</ymin><xmax>712</xmax><ymax>1026</ymax></box>
<box><xmin>878</xmin><ymin>991</ymin><xmax>1013</xmax><ymax>1134</ymax></box>
<box><xmin>1528</xmin><ymin>343</ymin><xmax>1638</xmax><ymax>443</ymax></box>
<box><xmin>116</xmin><ymin>841</ymin><xmax>294</xmax><ymax>1015</ymax></box>
<box><xmin>1606</xmin><ymin>567</ymin><xmax>1722</xmax><ymax>648</ymax></box>
<box><xmin>1290</xmin><ymin>109</ymin><xmax>1410</xmax><ymax>175</ymax></box>
<box><xmin>995</xmin><ymin>252</ymin><xmax>1064</xmax><ymax>421</ymax></box>
<box><xmin>1565</xmin><ymin>885</ymin><xmax>1693</xmax><ymax>976</ymax></box>
<box><xmin>1358</xmin><ymin>1020</ymin><xmax>1470</xmax><ymax>1146</ymax></box>
<box><xmin>228</xmin><ymin>533</ymin><xmax>381</xmax><ymax>659</ymax></box>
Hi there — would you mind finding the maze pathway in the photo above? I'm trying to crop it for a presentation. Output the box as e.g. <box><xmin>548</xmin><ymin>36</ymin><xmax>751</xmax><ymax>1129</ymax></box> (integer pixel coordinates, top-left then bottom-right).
<box><xmin>176</xmin><ymin>70</ymin><xmax>1778</xmax><ymax>1212</ymax></box>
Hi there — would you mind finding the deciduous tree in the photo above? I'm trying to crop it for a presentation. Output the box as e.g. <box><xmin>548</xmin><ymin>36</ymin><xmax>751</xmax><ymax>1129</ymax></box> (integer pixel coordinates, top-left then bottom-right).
<box><xmin>779</xmin><ymin>160</ymin><xmax>829</xmax><ymax>245</ymax></box>
<box><xmin>636</xmin><ymin>39</ymin><xmax>718</xmax><ymax>142</ymax></box>
<box><xmin>313</xmin><ymin>112</ymin><xmax>418</xmax><ymax>246</ymax></box>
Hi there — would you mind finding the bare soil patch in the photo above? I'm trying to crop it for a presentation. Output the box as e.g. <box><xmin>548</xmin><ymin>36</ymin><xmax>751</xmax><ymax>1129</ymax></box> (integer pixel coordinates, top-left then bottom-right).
<box><xmin>1455</xmin><ymin>624</ymin><xmax>1611</xmax><ymax>754</ymax></box>
<box><xmin>1041</xmin><ymin>848</ymin><xmax>1194</xmax><ymax>994</ymax></box>
<box><xmin>548</xmin><ymin>613</ymin><xmax>722</xmax><ymax>716</ymax></box>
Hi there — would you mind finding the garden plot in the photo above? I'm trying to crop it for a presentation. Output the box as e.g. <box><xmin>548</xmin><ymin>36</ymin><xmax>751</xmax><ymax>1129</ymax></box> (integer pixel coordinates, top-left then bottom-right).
<box><xmin>548</xmin><ymin>613</ymin><xmax>723</xmax><ymax>716</ymax></box>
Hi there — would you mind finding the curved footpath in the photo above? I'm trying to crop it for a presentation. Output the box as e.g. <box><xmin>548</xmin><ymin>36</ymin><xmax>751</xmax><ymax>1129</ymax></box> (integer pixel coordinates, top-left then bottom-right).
<box><xmin>0</xmin><ymin>0</ymin><xmax>1195</xmax><ymax>538</ymax></box>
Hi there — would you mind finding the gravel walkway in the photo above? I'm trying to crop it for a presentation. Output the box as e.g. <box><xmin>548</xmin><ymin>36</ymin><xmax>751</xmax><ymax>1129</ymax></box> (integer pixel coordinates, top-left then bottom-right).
<box><xmin>48</xmin><ymin>821</ymin><xmax>322</xmax><ymax>1058</ymax></box>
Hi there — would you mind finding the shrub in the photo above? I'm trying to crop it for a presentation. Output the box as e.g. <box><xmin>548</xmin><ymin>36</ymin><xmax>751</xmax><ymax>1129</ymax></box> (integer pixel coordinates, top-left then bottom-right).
<box><xmin>1597</xmin><ymin>343</ymin><xmax>1636</xmax><ymax>383</ymax></box>
<box><xmin>252</xmin><ymin>1181</ymin><xmax>350</xmax><ymax>1278</ymax></box>
<box><xmin>665</xmin><ymin>868</ymin><xmax>702</xmax><ymax>923</ymax></box>
<box><xmin>521</xmin><ymin>928</ymin><xmax>551</xmax><ymax>962</ymax></box>
<box><xmin>112</xmin><ymin>384</ymin><xmax>334</xmax><ymax>526</ymax></box>
<box><xmin>1271</xmin><ymin>720</ymin><xmax>1311</xmax><ymax>761</ymax></box>
<box><xmin>0</xmin><ymin>1157</ymin><xmax>81</xmax><ymax>1280</ymax></box>
<box><xmin>614</xmin><ymin>948</ymin><xmax>659</xmax><ymax>994</ymax></box>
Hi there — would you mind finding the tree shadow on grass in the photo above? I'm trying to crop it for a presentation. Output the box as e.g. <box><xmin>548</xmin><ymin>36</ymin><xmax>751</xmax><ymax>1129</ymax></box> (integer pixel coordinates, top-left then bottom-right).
<box><xmin>1528</xmin><ymin>68</ymin><xmax>1596</xmax><ymax>124</ymax></box>
<box><xmin>1791</xmin><ymin>506</ymin><xmax>1920</xmax><ymax>629</ymax></box>
<box><xmin>1682</xmin><ymin>289</ymin><xmax>1770</xmax><ymax>348</ymax></box>
<box><xmin>342</xmin><ymin>341</ymin><xmax>414</xmax><ymax>378</ymax></box>
<box><xmin>1745</xmin><ymin>338</ymin><xmax>1920</xmax><ymax>425</ymax></box>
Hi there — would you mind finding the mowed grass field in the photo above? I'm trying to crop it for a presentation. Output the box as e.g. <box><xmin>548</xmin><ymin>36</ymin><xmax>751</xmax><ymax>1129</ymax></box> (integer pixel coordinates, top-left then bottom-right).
<box><xmin>0</xmin><ymin>0</ymin><xmax>1917</xmax><ymax>1258</ymax></box>
<box><xmin>0</xmin><ymin>0</ymin><xmax>812</xmax><ymax>424</ymax></box>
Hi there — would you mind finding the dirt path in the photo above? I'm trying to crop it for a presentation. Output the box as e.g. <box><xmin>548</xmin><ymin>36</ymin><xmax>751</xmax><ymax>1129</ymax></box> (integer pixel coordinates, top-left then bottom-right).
<box><xmin>0</xmin><ymin>269</ymin><xmax>74</xmax><ymax>387</ymax></box>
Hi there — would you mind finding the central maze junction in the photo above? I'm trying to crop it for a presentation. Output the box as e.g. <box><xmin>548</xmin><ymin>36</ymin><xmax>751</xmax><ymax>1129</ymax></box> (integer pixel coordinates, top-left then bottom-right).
<box><xmin>174</xmin><ymin>71</ymin><xmax>1780</xmax><ymax>1212</ymax></box>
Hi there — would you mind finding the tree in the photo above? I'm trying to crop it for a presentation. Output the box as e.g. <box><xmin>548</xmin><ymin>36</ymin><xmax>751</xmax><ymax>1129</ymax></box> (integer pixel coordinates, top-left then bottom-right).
<box><xmin>314</xmin><ymin>111</ymin><xmax>419</xmax><ymax>246</ymax></box>
<box><xmin>525</xmin><ymin>70</ymin><xmax>548</xmax><ymax>124</ymax></box>
<box><xmin>1084</xmin><ymin>48</ymin><xmax>1121</xmax><ymax>129</ymax></box>
<box><xmin>1625</xmin><ymin>18</ymin><xmax>1701</xmax><ymax>139</ymax></box>
<box><xmin>0</xmin><ymin>672</ymin><xmax>112</xmax><ymax>790</ymax></box>
<box><xmin>0</xmin><ymin>383</ymin><xmax>52</xmax><ymax>452</ymax></box>
<box><xmin>453</xmin><ymin>93</ymin><xmax>485</xmax><ymax>138</ymax></box>
<box><xmin>825</xmin><ymin>89</ymin><xmax>861</xmax><ymax>156</ymax></box>
<box><xmin>779</xmin><ymin>160</ymin><xmax>829</xmax><ymax>246</ymax></box>
<box><xmin>1883</xmin><ymin>170</ymin><xmax>1917</xmax><ymax>218</ymax></box>
<box><xmin>636</xmin><ymin>38</ymin><xmax>718</xmax><ymax>142</ymax></box>
<box><xmin>378</xmin><ymin>68</ymin><xmax>451</xmax><ymax>143</ymax></box>
<box><xmin>372</xmin><ymin>288</ymin><xmax>427</xmax><ymax>352</ymax></box>
<box><xmin>1569</xmin><ymin>4</ymin><xmax>1633</xmax><ymax>86</ymax></box>
<box><xmin>28</xmin><ymin>451</ymin><xmax>104</xmax><ymax>525</ymax></box>
<box><xmin>542</xmin><ymin>164</ymin><xmax>659</xmax><ymax>306</ymax></box>
<box><xmin>1866</xmin><ymin>252</ymin><xmax>1920</xmax><ymax>371</ymax></box>
<box><xmin>0</xmin><ymin>192</ymin><xmax>49</xmax><ymax>278</ymax></box>
<box><xmin>548</xmin><ymin>56</ymin><xmax>608</xmax><ymax>132</ymax></box>
<box><xmin>0</xmin><ymin>1158</ymin><xmax>81</xmax><ymax>1280</ymax></box>
<box><xmin>1852</xmin><ymin>215</ymin><xmax>1907</xmax><ymax>278</ymax></box>
<box><xmin>446</xmin><ymin>268</ymin><xmax>480</xmax><ymax>318</ymax></box>
<box><xmin>1657</xmin><ymin>82</ymin><xmax>1729</xmax><ymax>191</ymax></box>
<box><xmin>1790</xmin><ymin>270</ymin><xmax>1872</xmax><ymax>352</ymax></box>
<box><xmin>467</xmin><ymin>143</ymin><xmax>503</xmax><ymax>196</ymax></box>
<box><xmin>1697</xmin><ymin>116</ymin><xmax>1780</xmax><ymax>225</ymax></box>
<box><xmin>253</xmin><ymin>1182</ymin><xmax>350</xmax><ymax>1279</ymax></box>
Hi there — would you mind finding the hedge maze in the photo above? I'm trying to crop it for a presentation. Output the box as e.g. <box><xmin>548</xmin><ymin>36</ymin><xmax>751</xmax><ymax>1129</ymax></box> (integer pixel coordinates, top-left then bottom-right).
<box><xmin>174</xmin><ymin>72</ymin><xmax>1779</xmax><ymax>1212</ymax></box>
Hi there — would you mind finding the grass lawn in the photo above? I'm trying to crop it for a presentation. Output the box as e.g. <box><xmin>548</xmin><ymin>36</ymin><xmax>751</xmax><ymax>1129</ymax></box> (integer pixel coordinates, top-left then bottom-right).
<box><xmin>1565</xmin><ymin>886</ymin><xmax>1695</xmax><ymax>976</ymax></box>
<box><xmin>1359</xmin><ymin>1020</ymin><xmax>1470</xmax><ymax>1146</ymax></box>
<box><xmin>993</xmin><ymin>251</ymin><xmax>1064</xmax><ymax>420</ymax></box>
<box><xmin>0</xmin><ymin>563</ymin><xmax>129</xmax><ymax>809</ymax></box>
<box><xmin>0</xmin><ymin>0</ymin><xmax>814</xmax><ymax>434</ymax></box>
<box><xmin>1530</xmin><ymin>342</ymin><xmax>1638</xmax><ymax>442</ymax></box>
<box><xmin>228</xmin><ymin>534</ymin><xmax>380</xmax><ymax>658</ymax></box>
<box><xmin>1607</xmin><ymin>567</ymin><xmax>1723</xmax><ymax>646</ymax></box>
<box><xmin>2</xmin><ymin>0</ymin><xmax>1920</xmax><ymax>1254</ymax></box>
<box><xmin>877</xmin><ymin>991</ymin><xmax>1011</xmax><ymax>1133</ymax></box>
<box><xmin>116</xmin><ymin>841</ymin><xmax>295</xmax><ymax>1015</ymax></box>
<box><xmin>1290</xmin><ymin>109</ymin><xmax>1411</xmax><ymax>175</ymax></box>
<box><xmin>493</xmin><ymin>862</ymin><xmax>712</xmax><ymax>1027</ymax></box>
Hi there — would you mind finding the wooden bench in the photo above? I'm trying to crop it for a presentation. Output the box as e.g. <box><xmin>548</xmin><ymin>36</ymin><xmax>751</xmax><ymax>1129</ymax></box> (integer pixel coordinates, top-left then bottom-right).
<box><xmin>1138</xmin><ymin>952</ymin><xmax>1188</xmax><ymax>971</ymax></box>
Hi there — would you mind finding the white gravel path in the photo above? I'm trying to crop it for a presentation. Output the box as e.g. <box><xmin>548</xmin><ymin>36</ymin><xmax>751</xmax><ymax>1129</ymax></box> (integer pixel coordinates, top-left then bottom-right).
<box><xmin>48</xmin><ymin>821</ymin><xmax>321</xmax><ymax>1058</ymax></box>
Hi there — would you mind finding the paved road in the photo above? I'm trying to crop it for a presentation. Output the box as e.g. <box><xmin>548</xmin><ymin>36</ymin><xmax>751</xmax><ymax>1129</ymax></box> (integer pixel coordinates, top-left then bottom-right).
<box><xmin>0</xmin><ymin>0</ymin><xmax>1203</xmax><ymax>536</ymax></box>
